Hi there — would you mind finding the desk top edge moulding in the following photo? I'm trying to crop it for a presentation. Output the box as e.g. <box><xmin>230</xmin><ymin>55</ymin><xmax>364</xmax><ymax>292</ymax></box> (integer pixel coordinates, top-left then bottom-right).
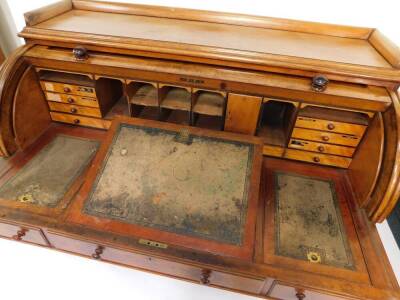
<box><xmin>0</xmin><ymin>1</ymin><xmax>400</xmax><ymax>299</ymax></box>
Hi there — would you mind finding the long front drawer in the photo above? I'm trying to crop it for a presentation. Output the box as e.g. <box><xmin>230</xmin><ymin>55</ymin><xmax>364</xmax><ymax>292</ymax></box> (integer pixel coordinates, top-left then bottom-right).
<box><xmin>295</xmin><ymin>116</ymin><xmax>366</xmax><ymax>136</ymax></box>
<box><xmin>45</xmin><ymin>92</ymin><xmax>99</xmax><ymax>108</ymax></box>
<box><xmin>40</xmin><ymin>81</ymin><xmax>96</xmax><ymax>97</ymax></box>
<box><xmin>289</xmin><ymin>139</ymin><xmax>355</xmax><ymax>157</ymax></box>
<box><xmin>46</xmin><ymin>231</ymin><xmax>264</xmax><ymax>294</ymax></box>
<box><xmin>48</xmin><ymin>102</ymin><xmax>102</xmax><ymax>118</ymax></box>
<box><xmin>291</xmin><ymin>128</ymin><xmax>361</xmax><ymax>147</ymax></box>
<box><xmin>50</xmin><ymin>112</ymin><xmax>110</xmax><ymax>129</ymax></box>
<box><xmin>285</xmin><ymin>149</ymin><xmax>351</xmax><ymax>168</ymax></box>
<box><xmin>0</xmin><ymin>220</ymin><xmax>49</xmax><ymax>246</ymax></box>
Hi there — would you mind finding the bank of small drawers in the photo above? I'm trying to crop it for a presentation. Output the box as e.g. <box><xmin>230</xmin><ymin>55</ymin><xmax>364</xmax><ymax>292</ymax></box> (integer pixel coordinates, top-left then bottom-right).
<box><xmin>40</xmin><ymin>80</ymin><xmax>105</xmax><ymax>129</ymax></box>
<box><xmin>287</xmin><ymin>113</ymin><xmax>367</xmax><ymax>168</ymax></box>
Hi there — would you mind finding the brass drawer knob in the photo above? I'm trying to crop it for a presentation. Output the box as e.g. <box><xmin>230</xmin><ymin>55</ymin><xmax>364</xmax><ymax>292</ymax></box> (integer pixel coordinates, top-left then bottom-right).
<box><xmin>313</xmin><ymin>157</ymin><xmax>320</xmax><ymax>163</ymax></box>
<box><xmin>12</xmin><ymin>229</ymin><xmax>27</xmax><ymax>241</ymax></box>
<box><xmin>321</xmin><ymin>136</ymin><xmax>329</xmax><ymax>142</ymax></box>
<box><xmin>64</xmin><ymin>87</ymin><xmax>71</xmax><ymax>93</ymax></box>
<box><xmin>70</xmin><ymin>108</ymin><xmax>78</xmax><ymax>114</ymax></box>
<box><xmin>73</xmin><ymin>119</ymin><xmax>80</xmax><ymax>124</ymax></box>
<box><xmin>200</xmin><ymin>269</ymin><xmax>211</xmax><ymax>285</ymax></box>
<box><xmin>311</xmin><ymin>74</ymin><xmax>329</xmax><ymax>92</ymax></box>
<box><xmin>73</xmin><ymin>46</ymin><xmax>88</xmax><ymax>61</ymax></box>
<box><xmin>67</xmin><ymin>97</ymin><xmax>75</xmax><ymax>103</ymax></box>
<box><xmin>92</xmin><ymin>245</ymin><xmax>104</xmax><ymax>260</ymax></box>
<box><xmin>317</xmin><ymin>146</ymin><xmax>325</xmax><ymax>152</ymax></box>
<box><xmin>327</xmin><ymin>123</ymin><xmax>335</xmax><ymax>130</ymax></box>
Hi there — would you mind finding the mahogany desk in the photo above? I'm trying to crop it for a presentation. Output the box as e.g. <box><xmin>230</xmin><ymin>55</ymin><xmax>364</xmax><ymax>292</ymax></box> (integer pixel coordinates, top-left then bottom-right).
<box><xmin>0</xmin><ymin>1</ymin><xmax>399</xmax><ymax>299</ymax></box>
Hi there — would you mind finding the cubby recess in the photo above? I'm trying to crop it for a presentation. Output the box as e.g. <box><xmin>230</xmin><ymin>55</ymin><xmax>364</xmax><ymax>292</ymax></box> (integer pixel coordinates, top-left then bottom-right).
<box><xmin>192</xmin><ymin>89</ymin><xmax>227</xmax><ymax>130</ymax></box>
<box><xmin>160</xmin><ymin>84</ymin><xmax>192</xmax><ymax>125</ymax></box>
<box><xmin>127</xmin><ymin>81</ymin><xmax>159</xmax><ymax>121</ymax></box>
<box><xmin>256</xmin><ymin>99</ymin><xmax>297</xmax><ymax>147</ymax></box>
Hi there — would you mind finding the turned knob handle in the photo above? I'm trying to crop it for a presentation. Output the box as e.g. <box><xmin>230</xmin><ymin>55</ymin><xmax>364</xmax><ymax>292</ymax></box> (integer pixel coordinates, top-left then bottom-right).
<box><xmin>73</xmin><ymin>119</ymin><xmax>80</xmax><ymax>124</ymax></box>
<box><xmin>92</xmin><ymin>245</ymin><xmax>104</xmax><ymax>260</ymax></box>
<box><xmin>322</xmin><ymin>136</ymin><xmax>329</xmax><ymax>142</ymax></box>
<box><xmin>311</xmin><ymin>74</ymin><xmax>329</xmax><ymax>92</ymax></box>
<box><xmin>295</xmin><ymin>288</ymin><xmax>306</xmax><ymax>300</ymax></box>
<box><xmin>67</xmin><ymin>97</ymin><xmax>75</xmax><ymax>103</ymax></box>
<box><xmin>313</xmin><ymin>156</ymin><xmax>320</xmax><ymax>163</ymax></box>
<box><xmin>327</xmin><ymin>123</ymin><xmax>335</xmax><ymax>130</ymax></box>
<box><xmin>70</xmin><ymin>108</ymin><xmax>78</xmax><ymax>113</ymax></box>
<box><xmin>12</xmin><ymin>229</ymin><xmax>27</xmax><ymax>241</ymax></box>
<box><xmin>200</xmin><ymin>269</ymin><xmax>211</xmax><ymax>285</ymax></box>
<box><xmin>63</xmin><ymin>87</ymin><xmax>71</xmax><ymax>93</ymax></box>
<box><xmin>317</xmin><ymin>146</ymin><xmax>325</xmax><ymax>152</ymax></box>
<box><xmin>73</xmin><ymin>46</ymin><xmax>88</xmax><ymax>61</ymax></box>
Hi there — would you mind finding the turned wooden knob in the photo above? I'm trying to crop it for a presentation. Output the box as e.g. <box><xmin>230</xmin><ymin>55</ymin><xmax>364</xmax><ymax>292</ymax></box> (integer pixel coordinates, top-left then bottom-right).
<box><xmin>73</xmin><ymin>46</ymin><xmax>88</xmax><ymax>61</ymax></box>
<box><xmin>70</xmin><ymin>108</ymin><xmax>78</xmax><ymax>113</ymax></box>
<box><xmin>322</xmin><ymin>136</ymin><xmax>329</xmax><ymax>142</ymax></box>
<box><xmin>92</xmin><ymin>245</ymin><xmax>104</xmax><ymax>260</ymax></box>
<box><xmin>73</xmin><ymin>119</ymin><xmax>80</xmax><ymax>124</ymax></box>
<box><xmin>67</xmin><ymin>97</ymin><xmax>75</xmax><ymax>103</ymax></box>
<box><xmin>200</xmin><ymin>269</ymin><xmax>211</xmax><ymax>285</ymax></box>
<box><xmin>12</xmin><ymin>229</ymin><xmax>27</xmax><ymax>241</ymax></box>
<box><xmin>311</xmin><ymin>74</ymin><xmax>329</xmax><ymax>92</ymax></box>
<box><xmin>327</xmin><ymin>123</ymin><xmax>335</xmax><ymax>130</ymax></box>
<box><xmin>317</xmin><ymin>146</ymin><xmax>325</xmax><ymax>152</ymax></box>
<box><xmin>295</xmin><ymin>288</ymin><xmax>306</xmax><ymax>300</ymax></box>
<box><xmin>313</xmin><ymin>156</ymin><xmax>320</xmax><ymax>163</ymax></box>
<box><xmin>64</xmin><ymin>87</ymin><xmax>71</xmax><ymax>93</ymax></box>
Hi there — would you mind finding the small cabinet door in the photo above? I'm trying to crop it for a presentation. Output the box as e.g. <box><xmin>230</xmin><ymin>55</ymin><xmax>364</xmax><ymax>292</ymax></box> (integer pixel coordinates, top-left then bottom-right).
<box><xmin>224</xmin><ymin>93</ymin><xmax>262</xmax><ymax>135</ymax></box>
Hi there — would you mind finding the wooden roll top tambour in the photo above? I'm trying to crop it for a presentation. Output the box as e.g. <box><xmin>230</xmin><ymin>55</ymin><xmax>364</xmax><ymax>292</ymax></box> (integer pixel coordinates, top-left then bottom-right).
<box><xmin>0</xmin><ymin>1</ymin><xmax>400</xmax><ymax>299</ymax></box>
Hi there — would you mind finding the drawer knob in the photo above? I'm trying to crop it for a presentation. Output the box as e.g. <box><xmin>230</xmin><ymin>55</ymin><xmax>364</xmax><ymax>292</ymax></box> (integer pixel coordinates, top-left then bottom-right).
<box><xmin>200</xmin><ymin>269</ymin><xmax>211</xmax><ymax>285</ymax></box>
<box><xmin>317</xmin><ymin>146</ymin><xmax>325</xmax><ymax>152</ymax></box>
<box><xmin>12</xmin><ymin>229</ymin><xmax>27</xmax><ymax>241</ymax></box>
<box><xmin>92</xmin><ymin>245</ymin><xmax>104</xmax><ymax>260</ymax></box>
<box><xmin>73</xmin><ymin>119</ymin><xmax>80</xmax><ymax>124</ymax></box>
<box><xmin>64</xmin><ymin>87</ymin><xmax>71</xmax><ymax>93</ymax></box>
<box><xmin>311</xmin><ymin>74</ymin><xmax>329</xmax><ymax>92</ymax></box>
<box><xmin>327</xmin><ymin>123</ymin><xmax>335</xmax><ymax>130</ymax></box>
<box><xmin>67</xmin><ymin>97</ymin><xmax>75</xmax><ymax>103</ymax></box>
<box><xmin>322</xmin><ymin>136</ymin><xmax>329</xmax><ymax>142</ymax></box>
<box><xmin>313</xmin><ymin>157</ymin><xmax>320</xmax><ymax>163</ymax></box>
<box><xmin>73</xmin><ymin>46</ymin><xmax>88</xmax><ymax>61</ymax></box>
<box><xmin>70</xmin><ymin>108</ymin><xmax>78</xmax><ymax>114</ymax></box>
<box><xmin>295</xmin><ymin>288</ymin><xmax>306</xmax><ymax>300</ymax></box>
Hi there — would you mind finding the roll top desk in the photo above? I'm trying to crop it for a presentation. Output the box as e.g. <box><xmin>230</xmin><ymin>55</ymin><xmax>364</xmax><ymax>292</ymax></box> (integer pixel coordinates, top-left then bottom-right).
<box><xmin>0</xmin><ymin>1</ymin><xmax>399</xmax><ymax>299</ymax></box>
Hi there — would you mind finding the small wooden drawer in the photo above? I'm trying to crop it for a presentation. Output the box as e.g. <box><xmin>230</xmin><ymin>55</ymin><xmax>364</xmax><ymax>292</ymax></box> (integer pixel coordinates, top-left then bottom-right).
<box><xmin>285</xmin><ymin>149</ymin><xmax>351</xmax><ymax>168</ymax></box>
<box><xmin>0</xmin><ymin>220</ymin><xmax>48</xmax><ymax>246</ymax></box>
<box><xmin>48</xmin><ymin>102</ymin><xmax>102</xmax><ymax>118</ymax></box>
<box><xmin>291</xmin><ymin>128</ymin><xmax>361</xmax><ymax>147</ymax></box>
<box><xmin>295</xmin><ymin>116</ymin><xmax>366</xmax><ymax>136</ymax></box>
<box><xmin>45</xmin><ymin>92</ymin><xmax>99</xmax><ymax>108</ymax></box>
<box><xmin>50</xmin><ymin>112</ymin><xmax>110</xmax><ymax>129</ymax></box>
<box><xmin>289</xmin><ymin>139</ymin><xmax>355</xmax><ymax>157</ymax></box>
<box><xmin>40</xmin><ymin>81</ymin><xmax>96</xmax><ymax>97</ymax></box>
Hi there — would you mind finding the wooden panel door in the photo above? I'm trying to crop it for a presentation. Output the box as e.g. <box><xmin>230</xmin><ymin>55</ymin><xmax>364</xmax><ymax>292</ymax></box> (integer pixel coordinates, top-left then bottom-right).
<box><xmin>224</xmin><ymin>93</ymin><xmax>262</xmax><ymax>135</ymax></box>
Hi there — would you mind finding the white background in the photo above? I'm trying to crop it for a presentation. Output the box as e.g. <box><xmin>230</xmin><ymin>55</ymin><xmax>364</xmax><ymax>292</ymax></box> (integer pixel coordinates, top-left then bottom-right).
<box><xmin>1</xmin><ymin>1</ymin><xmax>400</xmax><ymax>300</ymax></box>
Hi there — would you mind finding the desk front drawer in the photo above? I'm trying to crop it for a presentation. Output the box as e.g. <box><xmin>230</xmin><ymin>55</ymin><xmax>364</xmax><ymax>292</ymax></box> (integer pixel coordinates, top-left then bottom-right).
<box><xmin>295</xmin><ymin>117</ymin><xmax>366</xmax><ymax>136</ymax></box>
<box><xmin>40</xmin><ymin>81</ymin><xmax>96</xmax><ymax>97</ymax></box>
<box><xmin>291</xmin><ymin>128</ymin><xmax>361</xmax><ymax>147</ymax></box>
<box><xmin>50</xmin><ymin>112</ymin><xmax>110</xmax><ymax>129</ymax></box>
<box><xmin>47</xmin><ymin>232</ymin><xmax>202</xmax><ymax>282</ymax></box>
<box><xmin>0</xmin><ymin>221</ymin><xmax>48</xmax><ymax>246</ymax></box>
<box><xmin>48</xmin><ymin>102</ymin><xmax>102</xmax><ymax>118</ymax></box>
<box><xmin>289</xmin><ymin>139</ymin><xmax>355</xmax><ymax>157</ymax></box>
<box><xmin>285</xmin><ymin>149</ymin><xmax>351</xmax><ymax>168</ymax></box>
<box><xmin>45</xmin><ymin>92</ymin><xmax>99</xmax><ymax>108</ymax></box>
